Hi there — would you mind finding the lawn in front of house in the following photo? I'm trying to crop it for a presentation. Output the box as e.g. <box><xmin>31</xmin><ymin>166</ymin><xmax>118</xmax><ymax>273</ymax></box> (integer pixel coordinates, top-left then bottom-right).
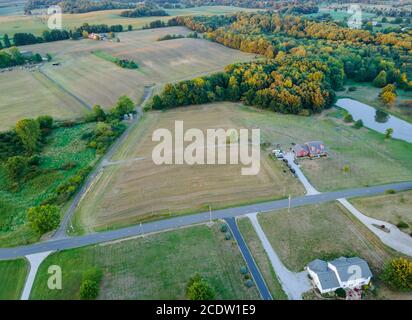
<box><xmin>30</xmin><ymin>224</ymin><xmax>260</xmax><ymax>300</ymax></box>
<box><xmin>257</xmin><ymin>202</ymin><xmax>395</xmax><ymax>273</ymax></box>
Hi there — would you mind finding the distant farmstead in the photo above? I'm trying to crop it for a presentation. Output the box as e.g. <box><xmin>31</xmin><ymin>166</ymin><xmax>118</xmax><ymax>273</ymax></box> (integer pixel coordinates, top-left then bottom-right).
<box><xmin>306</xmin><ymin>257</ymin><xmax>373</xmax><ymax>294</ymax></box>
<box><xmin>293</xmin><ymin>141</ymin><xmax>327</xmax><ymax>158</ymax></box>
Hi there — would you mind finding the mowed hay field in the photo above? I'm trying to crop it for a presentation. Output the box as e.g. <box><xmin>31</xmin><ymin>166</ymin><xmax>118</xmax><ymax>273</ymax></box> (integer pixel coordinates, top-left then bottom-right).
<box><xmin>30</xmin><ymin>224</ymin><xmax>260</xmax><ymax>300</ymax></box>
<box><xmin>19</xmin><ymin>27</ymin><xmax>256</xmax><ymax>109</ymax></box>
<box><xmin>0</xmin><ymin>69</ymin><xmax>87</xmax><ymax>131</ymax></box>
<box><xmin>0</xmin><ymin>6</ymin><xmax>259</xmax><ymax>37</ymax></box>
<box><xmin>74</xmin><ymin>103</ymin><xmax>304</xmax><ymax>233</ymax></box>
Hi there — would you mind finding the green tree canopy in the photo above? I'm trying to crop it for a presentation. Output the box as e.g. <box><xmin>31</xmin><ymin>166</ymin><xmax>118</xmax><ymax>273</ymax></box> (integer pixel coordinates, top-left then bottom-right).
<box><xmin>186</xmin><ymin>274</ymin><xmax>216</xmax><ymax>300</ymax></box>
<box><xmin>27</xmin><ymin>205</ymin><xmax>60</xmax><ymax>234</ymax></box>
<box><xmin>15</xmin><ymin>118</ymin><xmax>41</xmax><ymax>153</ymax></box>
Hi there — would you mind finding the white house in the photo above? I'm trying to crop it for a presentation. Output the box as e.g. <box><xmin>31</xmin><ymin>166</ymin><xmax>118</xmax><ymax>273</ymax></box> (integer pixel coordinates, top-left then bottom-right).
<box><xmin>306</xmin><ymin>257</ymin><xmax>372</xmax><ymax>294</ymax></box>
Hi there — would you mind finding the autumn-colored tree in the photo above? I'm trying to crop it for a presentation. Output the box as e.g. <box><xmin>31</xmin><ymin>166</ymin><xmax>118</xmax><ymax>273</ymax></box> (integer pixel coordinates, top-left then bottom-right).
<box><xmin>382</xmin><ymin>257</ymin><xmax>412</xmax><ymax>291</ymax></box>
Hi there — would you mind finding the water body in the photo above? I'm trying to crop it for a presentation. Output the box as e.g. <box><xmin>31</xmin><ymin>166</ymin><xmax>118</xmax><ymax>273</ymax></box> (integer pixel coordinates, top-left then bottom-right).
<box><xmin>336</xmin><ymin>98</ymin><xmax>412</xmax><ymax>143</ymax></box>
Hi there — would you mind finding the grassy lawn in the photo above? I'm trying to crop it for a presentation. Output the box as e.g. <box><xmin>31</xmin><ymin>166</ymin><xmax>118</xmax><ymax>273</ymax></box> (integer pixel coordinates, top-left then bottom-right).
<box><xmin>0</xmin><ymin>258</ymin><xmax>28</xmax><ymax>300</ymax></box>
<box><xmin>258</xmin><ymin>202</ymin><xmax>395</xmax><ymax>273</ymax></box>
<box><xmin>238</xmin><ymin>105</ymin><xmax>412</xmax><ymax>192</ymax></box>
<box><xmin>0</xmin><ymin>6</ymin><xmax>259</xmax><ymax>37</ymax></box>
<box><xmin>0</xmin><ymin>123</ymin><xmax>98</xmax><ymax>247</ymax></box>
<box><xmin>338</xmin><ymin>80</ymin><xmax>412</xmax><ymax>124</ymax></box>
<box><xmin>237</xmin><ymin>217</ymin><xmax>288</xmax><ymax>300</ymax></box>
<box><xmin>30</xmin><ymin>224</ymin><xmax>260</xmax><ymax>300</ymax></box>
<box><xmin>351</xmin><ymin>190</ymin><xmax>412</xmax><ymax>235</ymax></box>
<box><xmin>73</xmin><ymin>103</ymin><xmax>304</xmax><ymax>234</ymax></box>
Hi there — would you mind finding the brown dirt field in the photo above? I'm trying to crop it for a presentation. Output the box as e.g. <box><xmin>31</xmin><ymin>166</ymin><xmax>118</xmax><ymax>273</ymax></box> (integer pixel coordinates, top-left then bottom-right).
<box><xmin>74</xmin><ymin>103</ymin><xmax>304</xmax><ymax>233</ymax></box>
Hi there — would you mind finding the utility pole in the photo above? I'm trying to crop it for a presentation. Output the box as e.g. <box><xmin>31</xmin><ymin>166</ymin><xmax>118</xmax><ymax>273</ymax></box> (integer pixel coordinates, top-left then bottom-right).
<box><xmin>209</xmin><ymin>205</ymin><xmax>212</xmax><ymax>226</ymax></box>
<box><xmin>288</xmin><ymin>195</ymin><xmax>292</xmax><ymax>213</ymax></box>
<box><xmin>140</xmin><ymin>222</ymin><xmax>144</xmax><ymax>237</ymax></box>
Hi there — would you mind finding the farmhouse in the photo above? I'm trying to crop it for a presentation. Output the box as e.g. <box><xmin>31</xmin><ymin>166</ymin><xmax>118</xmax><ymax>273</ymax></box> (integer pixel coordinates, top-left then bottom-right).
<box><xmin>293</xmin><ymin>141</ymin><xmax>327</xmax><ymax>158</ymax></box>
<box><xmin>307</xmin><ymin>257</ymin><xmax>373</xmax><ymax>294</ymax></box>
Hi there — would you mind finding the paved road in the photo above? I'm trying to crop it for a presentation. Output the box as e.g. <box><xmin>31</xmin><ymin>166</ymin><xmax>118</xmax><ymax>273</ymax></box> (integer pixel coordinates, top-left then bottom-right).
<box><xmin>225</xmin><ymin>218</ymin><xmax>272</xmax><ymax>300</ymax></box>
<box><xmin>1</xmin><ymin>181</ymin><xmax>411</xmax><ymax>260</ymax></box>
<box><xmin>53</xmin><ymin>86</ymin><xmax>154</xmax><ymax>239</ymax></box>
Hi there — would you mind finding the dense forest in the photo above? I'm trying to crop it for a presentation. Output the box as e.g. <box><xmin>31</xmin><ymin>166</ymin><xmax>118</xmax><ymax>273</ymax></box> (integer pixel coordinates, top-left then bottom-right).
<box><xmin>150</xmin><ymin>57</ymin><xmax>339</xmax><ymax>114</ymax></box>
<box><xmin>150</xmin><ymin>11</ymin><xmax>411</xmax><ymax>114</ymax></box>
<box><xmin>171</xmin><ymin>12</ymin><xmax>412</xmax><ymax>89</ymax></box>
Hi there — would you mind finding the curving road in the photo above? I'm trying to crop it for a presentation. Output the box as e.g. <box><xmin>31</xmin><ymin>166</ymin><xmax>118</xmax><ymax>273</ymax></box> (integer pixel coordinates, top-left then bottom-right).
<box><xmin>1</xmin><ymin>181</ymin><xmax>411</xmax><ymax>261</ymax></box>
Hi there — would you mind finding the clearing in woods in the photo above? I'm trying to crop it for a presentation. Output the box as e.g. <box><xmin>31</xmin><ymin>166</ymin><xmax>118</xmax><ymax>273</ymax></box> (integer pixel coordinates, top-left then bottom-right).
<box><xmin>73</xmin><ymin>103</ymin><xmax>305</xmax><ymax>233</ymax></box>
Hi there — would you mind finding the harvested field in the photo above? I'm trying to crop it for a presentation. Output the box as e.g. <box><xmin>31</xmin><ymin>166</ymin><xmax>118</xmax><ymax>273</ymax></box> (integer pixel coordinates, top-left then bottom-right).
<box><xmin>0</xmin><ymin>69</ymin><xmax>87</xmax><ymax>131</ymax></box>
<box><xmin>74</xmin><ymin>103</ymin><xmax>304</xmax><ymax>233</ymax></box>
<box><xmin>18</xmin><ymin>27</ymin><xmax>256</xmax><ymax>109</ymax></box>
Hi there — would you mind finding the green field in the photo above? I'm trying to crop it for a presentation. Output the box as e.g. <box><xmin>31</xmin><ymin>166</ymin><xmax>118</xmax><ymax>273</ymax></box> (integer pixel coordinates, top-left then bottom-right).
<box><xmin>258</xmin><ymin>202</ymin><xmax>396</xmax><ymax>273</ymax></box>
<box><xmin>351</xmin><ymin>190</ymin><xmax>412</xmax><ymax>235</ymax></box>
<box><xmin>0</xmin><ymin>258</ymin><xmax>28</xmax><ymax>300</ymax></box>
<box><xmin>238</xmin><ymin>105</ymin><xmax>412</xmax><ymax>192</ymax></box>
<box><xmin>237</xmin><ymin>218</ymin><xmax>288</xmax><ymax>300</ymax></box>
<box><xmin>0</xmin><ymin>123</ymin><xmax>98</xmax><ymax>247</ymax></box>
<box><xmin>30</xmin><ymin>224</ymin><xmax>260</xmax><ymax>300</ymax></box>
<box><xmin>0</xmin><ymin>6</ymin><xmax>259</xmax><ymax>37</ymax></box>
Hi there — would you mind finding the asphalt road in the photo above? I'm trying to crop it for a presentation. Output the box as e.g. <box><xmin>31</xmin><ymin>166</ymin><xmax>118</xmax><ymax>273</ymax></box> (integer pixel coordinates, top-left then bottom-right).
<box><xmin>1</xmin><ymin>181</ymin><xmax>411</xmax><ymax>260</ymax></box>
<box><xmin>225</xmin><ymin>217</ymin><xmax>272</xmax><ymax>300</ymax></box>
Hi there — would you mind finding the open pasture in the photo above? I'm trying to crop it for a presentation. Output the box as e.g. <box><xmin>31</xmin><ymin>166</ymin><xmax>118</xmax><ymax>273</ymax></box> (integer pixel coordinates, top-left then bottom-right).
<box><xmin>0</xmin><ymin>69</ymin><xmax>87</xmax><ymax>131</ymax></box>
<box><xmin>74</xmin><ymin>103</ymin><xmax>304</xmax><ymax>233</ymax></box>
<box><xmin>18</xmin><ymin>26</ymin><xmax>255</xmax><ymax>109</ymax></box>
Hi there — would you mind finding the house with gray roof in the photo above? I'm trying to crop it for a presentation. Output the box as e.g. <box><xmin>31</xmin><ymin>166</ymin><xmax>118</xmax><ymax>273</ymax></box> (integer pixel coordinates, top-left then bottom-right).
<box><xmin>306</xmin><ymin>257</ymin><xmax>372</xmax><ymax>294</ymax></box>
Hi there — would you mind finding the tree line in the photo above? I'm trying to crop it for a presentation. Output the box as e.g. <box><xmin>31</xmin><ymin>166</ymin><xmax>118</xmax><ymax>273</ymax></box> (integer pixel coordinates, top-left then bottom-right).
<box><xmin>150</xmin><ymin>56</ymin><xmax>338</xmax><ymax>115</ymax></box>
<box><xmin>0</xmin><ymin>47</ymin><xmax>45</xmax><ymax>69</ymax></box>
<box><xmin>1</xmin><ymin>23</ymin><xmax>125</xmax><ymax>47</ymax></box>
<box><xmin>24</xmin><ymin>0</ymin><xmax>134</xmax><ymax>14</ymax></box>
<box><xmin>120</xmin><ymin>2</ymin><xmax>168</xmax><ymax>18</ymax></box>
<box><xmin>0</xmin><ymin>95</ymin><xmax>136</xmax><ymax>236</ymax></box>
